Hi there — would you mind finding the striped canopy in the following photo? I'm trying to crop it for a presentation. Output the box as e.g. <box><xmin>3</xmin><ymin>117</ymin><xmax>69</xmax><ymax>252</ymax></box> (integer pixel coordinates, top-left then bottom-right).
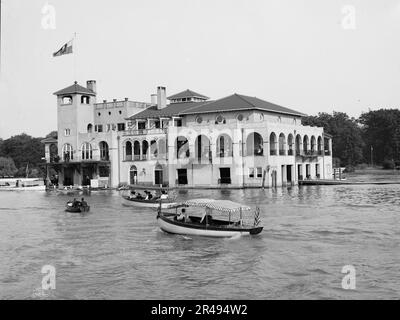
<box><xmin>183</xmin><ymin>199</ymin><xmax>250</xmax><ymax>213</ymax></box>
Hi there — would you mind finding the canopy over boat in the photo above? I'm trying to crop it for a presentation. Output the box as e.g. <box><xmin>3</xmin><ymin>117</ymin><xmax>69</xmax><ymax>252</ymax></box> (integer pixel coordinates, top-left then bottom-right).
<box><xmin>182</xmin><ymin>199</ymin><xmax>251</xmax><ymax>213</ymax></box>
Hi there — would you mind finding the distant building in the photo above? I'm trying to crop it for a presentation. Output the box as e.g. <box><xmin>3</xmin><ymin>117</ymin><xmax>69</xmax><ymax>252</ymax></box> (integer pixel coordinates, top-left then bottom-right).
<box><xmin>43</xmin><ymin>81</ymin><xmax>333</xmax><ymax>188</ymax></box>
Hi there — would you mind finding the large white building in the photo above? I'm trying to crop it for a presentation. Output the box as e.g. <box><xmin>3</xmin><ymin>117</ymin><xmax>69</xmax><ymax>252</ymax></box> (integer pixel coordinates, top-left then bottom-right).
<box><xmin>43</xmin><ymin>80</ymin><xmax>333</xmax><ymax>188</ymax></box>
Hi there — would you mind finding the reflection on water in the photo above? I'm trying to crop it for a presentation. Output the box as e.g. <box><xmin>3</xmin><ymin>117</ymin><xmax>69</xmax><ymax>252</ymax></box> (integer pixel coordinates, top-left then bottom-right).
<box><xmin>0</xmin><ymin>181</ymin><xmax>399</xmax><ymax>299</ymax></box>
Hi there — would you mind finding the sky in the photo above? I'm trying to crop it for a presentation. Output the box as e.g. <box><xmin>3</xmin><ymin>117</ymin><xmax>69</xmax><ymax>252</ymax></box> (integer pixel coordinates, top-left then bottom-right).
<box><xmin>0</xmin><ymin>0</ymin><xmax>399</xmax><ymax>139</ymax></box>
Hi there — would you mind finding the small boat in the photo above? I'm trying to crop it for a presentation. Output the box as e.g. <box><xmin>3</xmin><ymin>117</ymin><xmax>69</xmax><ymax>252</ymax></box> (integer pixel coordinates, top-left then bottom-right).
<box><xmin>157</xmin><ymin>198</ymin><xmax>263</xmax><ymax>238</ymax></box>
<box><xmin>0</xmin><ymin>178</ymin><xmax>46</xmax><ymax>191</ymax></box>
<box><xmin>65</xmin><ymin>200</ymin><xmax>90</xmax><ymax>213</ymax></box>
<box><xmin>121</xmin><ymin>190</ymin><xmax>178</xmax><ymax>209</ymax></box>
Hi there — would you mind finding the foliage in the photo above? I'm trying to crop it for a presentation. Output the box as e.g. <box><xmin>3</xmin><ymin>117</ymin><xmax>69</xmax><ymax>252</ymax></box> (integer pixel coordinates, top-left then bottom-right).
<box><xmin>358</xmin><ymin>109</ymin><xmax>400</xmax><ymax>166</ymax></box>
<box><xmin>302</xmin><ymin>112</ymin><xmax>365</xmax><ymax>167</ymax></box>
<box><xmin>0</xmin><ymin>157</ymin><xmax>18</xmax><ymax>177</ymax></box>
<box><xmin>382</xmin><ymin>159</ymin><xmax>395</xmax><ymax>170</ymax></box>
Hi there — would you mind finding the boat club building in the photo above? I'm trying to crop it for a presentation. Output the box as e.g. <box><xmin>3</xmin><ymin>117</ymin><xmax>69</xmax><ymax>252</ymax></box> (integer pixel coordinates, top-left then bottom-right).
<box><xmin>43</xmin><ymin>80</ymin><xmax>333</xmax><ymax>188</ymax></box>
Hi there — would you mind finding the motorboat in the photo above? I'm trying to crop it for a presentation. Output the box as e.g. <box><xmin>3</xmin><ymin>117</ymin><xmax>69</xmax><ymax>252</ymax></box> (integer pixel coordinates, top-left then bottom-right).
<box><xmin>157</xmin><ymin>198</ymin><xmax>263</xmax><ymax>238</ymax></box>
<box><xmin>121</xmin><ymin>190</ymin><xmax>178</xmax><ymax>209</ymax></box>
<box><xmin>65</xmin><ymin>200</ymin><xmax>90</xmax><ymax>213</ymax></box>
<box><xmin>0</xmin><ymin>178</ymin><xmax>46</xmax><ymax>191</ymax></box>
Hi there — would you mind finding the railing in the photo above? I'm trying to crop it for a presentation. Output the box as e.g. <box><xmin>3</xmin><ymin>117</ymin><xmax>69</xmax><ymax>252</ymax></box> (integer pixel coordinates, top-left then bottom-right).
<box><xmin>270</xmin><ymin>150</ymin><xmax>277</xmax><ymax>156</ymax></box>
<box><xmin>123</xmin><ymin>128</ymin><xmax>167</xmax><ymax>136</ymax></box>
<box><xmin>217</xmin><ymin>151</ymin><xmax>233</xmax><ymax>158</ymax></box>
<box><xmin>279</xmin><ymin>150</ymin><xmax>286</xmax><ymax>156</ymax></box>
<box><xmin>288</xmin><ymin>149</ymin><xmax>294</xmax><ymax>156</ymax></box>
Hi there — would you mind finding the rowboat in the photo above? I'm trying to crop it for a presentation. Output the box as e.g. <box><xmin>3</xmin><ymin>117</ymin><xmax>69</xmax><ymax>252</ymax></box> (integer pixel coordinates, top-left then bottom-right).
<box><xmin>157</xmin><ymin>198</ymin><xmax>263</xmax><ymax>238</ymax></box>
<box><xmin>65</xmin><ymin>200</ymin><xmax>90</xmax><ymax>213</ymax></box>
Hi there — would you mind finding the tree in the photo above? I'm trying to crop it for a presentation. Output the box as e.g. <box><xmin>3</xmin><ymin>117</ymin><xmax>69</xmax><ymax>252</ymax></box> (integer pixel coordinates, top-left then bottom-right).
<box><xmin>0</xmin><ymin>157</ymin><xmax>18</xmax><ymax>177</ymax></box>
<box><xmin>302</xmin><ymin>112</ymin><xmax>364</xmax><ymax>167</ymax></box>
<box><xmin>358</xmin><ymin>109</ymin><xmax>400</xmax><ymax>165</ymax></box>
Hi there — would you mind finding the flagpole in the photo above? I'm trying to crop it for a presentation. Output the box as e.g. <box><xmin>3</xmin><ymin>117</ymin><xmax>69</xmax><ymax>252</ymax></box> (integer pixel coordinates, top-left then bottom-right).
<box><xmin>73</xmin><ymin>32</ymin><xmax>77</xmax><ymax>82</ymax></box>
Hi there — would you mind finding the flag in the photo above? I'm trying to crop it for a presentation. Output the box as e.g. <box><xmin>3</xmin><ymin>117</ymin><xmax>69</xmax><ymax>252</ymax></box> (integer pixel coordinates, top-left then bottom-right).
<box><xmin>53</xmin><ymin>40</ymin><xmax>73</xmax><ymax>57</ymax></box>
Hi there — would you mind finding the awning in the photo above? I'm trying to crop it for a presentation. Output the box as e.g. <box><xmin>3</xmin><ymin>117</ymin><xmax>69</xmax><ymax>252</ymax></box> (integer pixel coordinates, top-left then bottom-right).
<box><xmin>182</xmin><ymin>199</ymin><xmax>250</xmax><ymax>213</ymax></box>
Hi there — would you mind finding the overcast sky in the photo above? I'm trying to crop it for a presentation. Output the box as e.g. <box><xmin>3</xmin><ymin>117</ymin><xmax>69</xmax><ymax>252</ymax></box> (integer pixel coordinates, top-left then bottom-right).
<box><xmin>0</xmin><ymin>0</ymin><xmax>399</xmax><ymax>138</ymax></box>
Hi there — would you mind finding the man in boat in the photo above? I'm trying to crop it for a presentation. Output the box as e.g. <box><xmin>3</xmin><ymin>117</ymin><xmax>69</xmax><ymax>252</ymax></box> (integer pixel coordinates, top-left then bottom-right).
<box><xmin>129</xmin><ymin>191</ymin><xmax>137</xmax><ymax>199</ymax></box>
<box><xmin>81</xmin><ymin>198</ymin><xmax>88</xmax><ymax>209</ymax></box>
<box><xmin>160</xmin><ymin>190</ymin><xmax>168</xmax><ymax>200</ymax></box>
<box><xmin>176</xmin><ymin>208</ymin><xmax>187</xmax><ymax>222</ymax></box>
<box><xmin>200</xmin><ymin>208</ymin><xmax>213</xmax><ymax>224</ymax></box>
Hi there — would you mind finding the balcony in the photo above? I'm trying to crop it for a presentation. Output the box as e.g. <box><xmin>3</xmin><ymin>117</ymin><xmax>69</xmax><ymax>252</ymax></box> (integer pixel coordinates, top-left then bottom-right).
<box><xmin>270</xmin><ymin>149</ymin><xmax>277</xmax><ymax>156</ymax></box>
<box><xmin>279</xmin><ymin>150</ymin><xmax>286</xmax><ymax>156</ymax></box>
<box><xmin>123</xmin><ymin>128</ymin><xmax>167</xmax><ymax>136</ymax></box>
<box><xmin>288</xmin><ymin>149</ymin><xmax>294</xmax><ymax>156</ymax></box>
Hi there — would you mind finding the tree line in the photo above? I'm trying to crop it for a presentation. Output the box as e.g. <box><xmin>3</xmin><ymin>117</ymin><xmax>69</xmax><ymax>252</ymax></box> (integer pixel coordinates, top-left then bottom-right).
<box><xmin>302</xmin><ymin>109</ymin><xmax>400</xmax><ymax>170</ymax></box>
<box><xmin>0</xmin><ymin>108</ymin><xmax>399</xmax><ymax>177</ymax></box>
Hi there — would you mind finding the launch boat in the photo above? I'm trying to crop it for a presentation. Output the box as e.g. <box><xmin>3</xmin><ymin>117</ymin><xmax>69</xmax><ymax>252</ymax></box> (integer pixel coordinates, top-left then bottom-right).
<box><xmin>157</xmin><ymin>198</ymin><xmax>263</xmax><ymax>238</ymax></box>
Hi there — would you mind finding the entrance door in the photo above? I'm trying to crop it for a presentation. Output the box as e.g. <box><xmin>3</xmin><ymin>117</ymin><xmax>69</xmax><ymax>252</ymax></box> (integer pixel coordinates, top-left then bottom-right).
<box><xmin>155</xmin><ymin>169</ymin><xmax>163</xmax><ymax>185</ymax></box>
<box><xmin>63</xmin><ymin>167</ymin><xmax>74</xmax><ymax>186</ymax></box>
<box><xmin>306</xmin><ymin>164</ymin><xmax>311</xmax><ymax>179</ymax></box>
<box><xmin>297</xmin><ymin>164</ymin><xmax>303</xmax><ymax>180</ymax></box>
<box><xmin>177</xmin><ymin>169</ymin><xmax>188</xmax><ymax>185</ymax></box>
<box><xmin>287</xmin><ymin>165</ymin><xmax>292</xmax><ymax>184</ymax></box>
<box><xmin>271</xmin><ymin>170</ymin><xmax>277</xmax><ymax>188</ymax></box>
<box><xmin>219</xmin><ymin>168</ymin><xmax>231</xmax><ymax>184</ymax></box>
<box><xmin>82</xmin><ymin>167</ymin><xmax>94</xmax><ymax>186</ymax></box>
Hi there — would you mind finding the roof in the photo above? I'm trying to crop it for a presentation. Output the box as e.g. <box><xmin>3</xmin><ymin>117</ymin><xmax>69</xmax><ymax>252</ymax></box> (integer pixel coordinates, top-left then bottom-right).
<box><xmin>53</xmin><ymin>81</ymin><xmax>96</xmax><ymax>96</ymax></box>
<box><xmin>167</xmin><ymin>89</ymin><xmax>209</xmax><ymax>100</ymax></box>
<box><xmin>126</xmin><ymin>102</ymin><xmax>208</xmax><ymax>120</ymax></box>
<box><xmin>179</xmin><ymin>93</ymin><xmax>306</xmax><ymax>117</ymax></box>
<box><xmin>182</xmin><ymin>199</ymin><xmax>251</xmax><ymax>213</ymax></box>
<box><xmin>41</xmin><ymin>137</ymin><xmax>58</xmax><ymax>144</ymax></box>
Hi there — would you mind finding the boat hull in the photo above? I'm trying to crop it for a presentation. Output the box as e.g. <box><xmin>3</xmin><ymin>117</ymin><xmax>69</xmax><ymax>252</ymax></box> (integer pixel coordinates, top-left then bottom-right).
<box><xmin>157</xmin><ymin>215</ymin><xmax>263</xmax><ymax>238</ymax></box>
<box><xmin>0</xmin><ymin>185</ymin><xmax>46</xmax><ymax>191</ymax></box>
<box><xmin>121</xmin><ymin>196</ymin><xmax>177</xmax><ymax>209</ymax></box>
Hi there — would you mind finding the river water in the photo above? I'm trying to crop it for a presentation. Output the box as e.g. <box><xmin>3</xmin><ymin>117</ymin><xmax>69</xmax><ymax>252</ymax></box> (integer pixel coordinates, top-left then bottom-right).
<box><xmin>0</xmin><ymin>176</ymin><xmax>399</xmax><ymax>299</ymax></box>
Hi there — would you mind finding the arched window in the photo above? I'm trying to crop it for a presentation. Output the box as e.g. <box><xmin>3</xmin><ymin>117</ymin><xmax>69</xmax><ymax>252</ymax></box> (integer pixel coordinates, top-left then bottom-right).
<box><xmin>278</xmin><ymin>133</ymin><xmax>285</xmax><ymax>156</ymax></box>
<box><xmin>62</xmin><ymin>96</ymin><xmax>72</xmax><ymax>105</ymax></box>
<box><xmin>87</xmin><ymin>123</ymin><xmax>93</xmax><ymax>133</ymax></box>
<box><xmin>62</xmin><ymin>144</ymin><xmax>73</xmax><ymax>161</ymax></box>
<box><xmin>311</xmin><ymin>136</ymin><xmax>316</xmax><ymax>154</ymax></box>
<box><xmin>130</xmin><ymin>165</ymin><xmax>137</xmax><ymax>185</ymax></box>
<box><xmin>176</xmin><ymin>136</ymin><xmax>189</xmax><ymax>158</ymax></box>
<box><xmin>246</xmin><ymin>132</ymin><xmax>263</xmax><ymax>156</ymax></box>
<box><xmin>269</xmin><ymin>133</ymin><xmax>277</xmax><ymax>156</ymax></box>
<box><xmin>195</xmin><ymin>135</ymin><xmax>211</xmax><ymax>161</ymax></box>
<box><xmin>81</xmin><ymin>95</ymin><xmax>90</xmax><ymax>104</ymax></box>
<box><xmin>158</xmin><ymin>138</ymin><xmax>167</xmax><ymax>159</ymax></box>
<box><xmin>99</xmin><ymin>141</ymin><xmax>109</xmax><ymax>161</ymax></box>
<box><xmin>81</xmin><ymin>142</ymin><xmax>93</xmax><ymax>160</ymax></box>
<box><xmin>303</xmin><ymin>135</ymin><xmax>309</xmax><ymax>154</ymax></box>
<box><xmin>295</xmin><ymin>134</ymin><xmax>302</xmax><ymax>155</ymax></box>
<box><xmin>134</xmin><ymin>141</ymin><xmax>141</xmax><ymax>160</ymax></box>
<box><xmin>216</xmin><ymin>134</ymin><xmax>233</xmax><ymax>157</ymax></box>
<box><xmin>150</xmin><ymin>140</ymin><xmax>158</xmax><ymax>159</ymax></box>
<box><xmin>142</xmin><ymin>141</ymin><xmax>149</xmax><ymax>160</ymax></box>
<box><xmin>125</xmin><ymin>141</ymin><xmax>132</xmax><ymax>161</ymax></box>
<box><xmin>317</xmin><ymin>136</ymin><xmax>323</xmax><ymax>155</ymax></box>
<box><xmin>287</xmin><ymin>134</ymin><xmax>294</xmax><ymax>155</ymax></box>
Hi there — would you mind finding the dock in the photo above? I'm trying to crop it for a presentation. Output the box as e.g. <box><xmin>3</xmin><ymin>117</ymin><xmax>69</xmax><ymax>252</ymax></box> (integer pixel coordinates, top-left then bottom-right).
<box><xmin>299</xmin><ymin>179</ymin><xmax>400</xmax><ymax>186</ymax></box>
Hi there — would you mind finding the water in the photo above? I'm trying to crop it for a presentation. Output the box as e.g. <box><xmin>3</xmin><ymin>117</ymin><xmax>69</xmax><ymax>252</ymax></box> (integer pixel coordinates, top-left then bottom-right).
<box><xmin>0</xmin><ymin>182</ymin><xmax>399</xmax><ymax>299</ymax></box>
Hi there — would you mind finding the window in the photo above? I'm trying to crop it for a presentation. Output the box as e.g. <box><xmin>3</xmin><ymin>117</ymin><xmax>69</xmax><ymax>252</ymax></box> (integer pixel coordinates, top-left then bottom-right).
<box><xmin>62</xmin><ymin>96</ymin><xmax>72</xmax><ymax>104</ymax></box>
<box><xmin>237</xmin><ymin>114</ymin><xmax>244</xmax><ymax>121</ymax></box>
<box><xmin>119</xmin><ymin>111</ymin><xmax>122</xmax><ymax>115</ymax></box>
<box><xmin>95</xmin><ymin>125</ymin><xmax>103</xmax><ymax>133</ymax></box>
<box><xmin>154</xmin><ymin>121</ymin><xmax>160</xmax><ymax>129</ymax></box>
<box><xmin>108</xmin><ymin>111</ymin><xmax>111</xmax><ymax>116</ymax></box>
<box><xmin>117</xmin><ymin>123</ymin><xmax>126</xmax><ymax>132</ymax></box>
<box><xmin>98</xmin><ymin>112</ymin><xmax>101</xmax><ymax>116</ymax></box>
<box><xmin>249</xmin><ymin>167</ymin><xmax>263</xmax><ymax>178</ymax></box>
<box><xmin>249</xmin><ymin>168</ymin><xmax>255</xmax><ymax>178</ymax></box>
<box><xmin>62</xmin><ymin>144</ymin><xmax>73</xmax><ymax>161</ymax></box>
<box><xmin>215</xmin><ymin>115</ymin><xmax>225</xmax><ymax>124</ymax></box>
<box><xmin>196</xmin><ymin>116</ymin><xmax>203</xmax><ymax>124</ymax></box>
<box><xmin>174</xmin><ymin>119</ymin><xmax>182</xmax><ymax>127</ymax></box>
<box><xmin>81</xmin><ymin>96</ymin><xmax>90</xmax><ymax>104</ymax></box>
<box><xmin>87</xmin><ymin>124</ymin><xmax>93</xmax><ymax>133</ymax></box>
<box><xmin>81</xmin><ymin>143</ymin><xmax>93</xmax><ymax>160</ymax></box>
<box><xmin>64</xmin><ymin>129</ymin><xmax>71</xmax><ymax>136</ymax></box>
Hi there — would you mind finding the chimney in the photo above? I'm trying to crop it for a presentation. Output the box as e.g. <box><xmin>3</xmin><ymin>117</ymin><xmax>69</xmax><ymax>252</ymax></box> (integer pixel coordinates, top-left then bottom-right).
<box><xmin>151</xmin><ymin>94</ymin><xmax>157</xmax><ymax>106</ymax></box>
<box><xmin>157</xmin><ymin>86</ymin><xmax>166</xmax><ymax>110</ymax></box>
<box><xmin>87</xmin><ymin>80</ymin><xmax>97</xmax><ymax>93</ymax></box>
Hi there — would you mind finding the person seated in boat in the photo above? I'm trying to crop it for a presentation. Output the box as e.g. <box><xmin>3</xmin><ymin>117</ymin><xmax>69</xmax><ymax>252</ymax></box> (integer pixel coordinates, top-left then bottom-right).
<box><xmin>160</xmin><ymin>190</ymin><xmax>168</xmax><ymax>200</ymax></box>
<box><xmin>200</xmin><ymin>210</ymin><xmax>213</xmax><ymax>224</ymax></box>
<box><xmin>176</xmin><ymin>208</ymin><xmax>187</xmax><ymax>222</ymax></box>
<box><xmin>81</xmin><ymin>198</ymin><xmax>88</xmax><ymax>208</ymax></box>
<box><xmin>147</xmin><ymin>192</ymin><xmax>153</xmax><ymax>200</ymax></box>
<box><xmin>136</xmin><ymin>192</ymin><xmax>144</xmax><ymax>200</ymax></box>
<box><xmin>72</xmin><ymin>198</ymin><xmax>79</xmax><ymax>207</ymax></box>
<box><xmin>129</xmin><ymin>191</ymin><xmax>137</xmax><ymax>199</ymax></box>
